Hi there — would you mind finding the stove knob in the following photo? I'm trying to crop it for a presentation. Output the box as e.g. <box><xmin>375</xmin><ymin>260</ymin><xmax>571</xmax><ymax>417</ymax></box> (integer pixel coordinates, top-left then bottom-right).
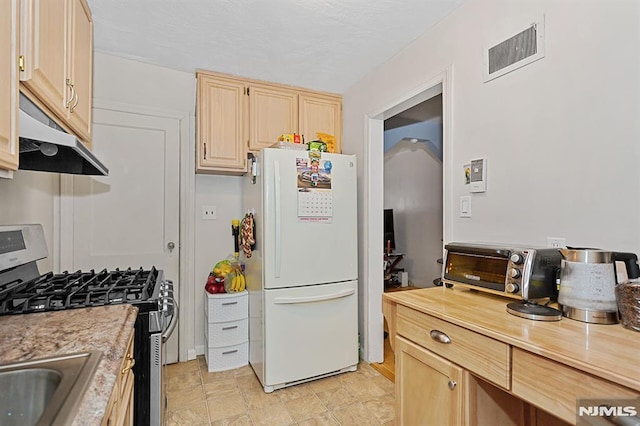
<box><xmin>510</xmin><ymin>268</ymin><xmax>521</xmax><ymax>279</ymax></box>
<box><xmin>510</xmin><ymin>253</ymin><xmax>524</xmax><ymax>265</ymax></box>
<box><xmin>506</xmin><ymin>282</ymin><xmax>520</xmax><ymax>294</ymax></box>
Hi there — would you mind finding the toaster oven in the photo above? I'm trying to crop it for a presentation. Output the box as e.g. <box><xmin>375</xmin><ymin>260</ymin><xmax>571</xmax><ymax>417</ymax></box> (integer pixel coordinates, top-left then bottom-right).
<box><xmin>442</xmin><ymin>243</ymin><xmax>562</xmax><ymax>300</ymax></box>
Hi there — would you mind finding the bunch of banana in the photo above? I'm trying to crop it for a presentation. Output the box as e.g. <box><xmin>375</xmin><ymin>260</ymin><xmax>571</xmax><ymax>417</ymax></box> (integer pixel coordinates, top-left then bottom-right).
<box><xmin>230</xmin><ymin>272</ymin><xmax>246</xmax><ymax>292</ymax></box>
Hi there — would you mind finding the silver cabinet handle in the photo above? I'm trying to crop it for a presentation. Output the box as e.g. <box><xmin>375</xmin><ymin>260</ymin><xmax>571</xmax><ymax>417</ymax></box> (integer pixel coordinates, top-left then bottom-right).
<box><xmin>448</xmin><ymin>380</ymin><xmax>456</xmax><ymax>390</ymax></box>
<box><xmin>167</xmin><ymin>241</ymin><xmax>175</xmax><ymax>252</ymax></box>
<box><xmin>222</xmin><ymin>301</ymin><xmax>238</xmax><ymax>306</ymax></box>
<box><xmin>222</xmin><ymin>349</ymin><xmax>238</xmax><ymax>355</ymax></box>
<box><xmin>70</xmin><ymin>91</ymin><xmax>79</xmax><ymax>113</ymax></box>
<box><xmin>65</xmin><ymin>79</ymin><xmax>76</xmax><ymax>108</ymax></box>
<box><xmin>430</xmin><ymin>330</ymin><xmax>451</xmax><ymax>344</ymax></box>
<box><xmin>222</xmin><ymin>325</ymin><xmax>238</xmax><ymax>330</ymax></box>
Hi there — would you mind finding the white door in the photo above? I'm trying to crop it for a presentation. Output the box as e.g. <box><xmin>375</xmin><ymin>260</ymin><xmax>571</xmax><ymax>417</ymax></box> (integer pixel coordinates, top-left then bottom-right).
<box><xmin>260</xmin><ymin>149</ymin><xmax>358</xmax><ymax>289</ymax></box>
<box><xmin>263</xmin><ymin>280</ymin><xmax>358</xmax><ymax>388</ymax></box>
<box><xmin>62</xmin><ymin>107</ymin><xmax>180</xmax><ymax>362</ymax></box>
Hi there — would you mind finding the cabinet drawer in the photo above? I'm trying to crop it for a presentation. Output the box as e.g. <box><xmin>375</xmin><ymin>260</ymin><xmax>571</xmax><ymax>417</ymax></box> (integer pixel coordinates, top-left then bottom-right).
<box><xmin>205</xmin><ymin>317</ymin><xmax>248</xmax><ymax>347</ymax></box>
<box><xmin>396</xmin><ymin>304</ymin><xmax>510</xmax><ymax>389</ymax></box>
<box><xmin>203</xmin><ymin>340</ymin><xmax>248</xmax><ymax>373</ymax></box>
<box><xmin>512</xmin><ymin>348</ymin><xmax>638</xmax><ymax>424</ymax></box>
<box><xmin>205</xmin><ymin>291</ymin><xmax>248</xmax><ymax>322</ymax></box>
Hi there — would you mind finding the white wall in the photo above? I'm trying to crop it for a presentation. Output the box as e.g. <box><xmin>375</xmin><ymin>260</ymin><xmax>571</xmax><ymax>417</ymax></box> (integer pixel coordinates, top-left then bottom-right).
<box><xmin>384</xmin><ymin>143</ymin><xmax>443</xmax><ymax>287</ymax></box>
<box><xmin>384</xmin><ymin>96</ymin><xmax>444</xmax><ymax>287</ymax></box>
<box><xmin>344</xmin><ymin>0</ymin><xmax>640</xmax><ymax>360</ymax></box>
<box><xmin>193</xmin><ymin>174</ymin><xmax>243</xmax><ymax>353</ymax></box>
<box><xmin>0</xmin><ymin>171</ymin><xmax>58</xmax><ymax>272</ymax></box>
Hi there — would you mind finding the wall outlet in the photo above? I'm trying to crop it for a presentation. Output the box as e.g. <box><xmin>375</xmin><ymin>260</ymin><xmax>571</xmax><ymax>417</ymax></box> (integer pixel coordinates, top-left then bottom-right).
<box><xmin>201</xmin><ymin>206</ymin><xmax>217</xmax><ymax>220</ymax></box>
<box><xmin>547</xmin><ymin>237</ymin><xmax>566</xmax><ymax>248</ymax></box>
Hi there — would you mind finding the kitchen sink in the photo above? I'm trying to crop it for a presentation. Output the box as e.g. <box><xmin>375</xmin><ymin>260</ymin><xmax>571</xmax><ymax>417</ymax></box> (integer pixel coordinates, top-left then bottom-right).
<box><xmin>0</xmin><ymin>351</ymin><xmax>102</xmax><ymax>426</ymax></box>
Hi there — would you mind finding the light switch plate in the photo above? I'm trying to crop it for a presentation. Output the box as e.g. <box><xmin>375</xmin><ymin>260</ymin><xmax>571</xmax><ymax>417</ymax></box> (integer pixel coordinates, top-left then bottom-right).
<box><xmin>460</xmin><ymin>196</ymin><xmax>471</xmax><ymax>218</ymax></box>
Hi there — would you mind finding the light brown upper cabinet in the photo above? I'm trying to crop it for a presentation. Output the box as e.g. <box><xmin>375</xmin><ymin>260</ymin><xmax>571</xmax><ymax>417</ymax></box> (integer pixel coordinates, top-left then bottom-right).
<box><xmin>196</xmin><ymin>70</ymin><xmax>342</xmax><ymax>175</ymax></box>
<box><xmin>249</xmin><ymin>87</ymin><xmax>342</xmax><ymax>153</ymax></box>
<box><xmin>19</xmin><ymin>0</ymin><xmax>93</xmax><ymax>146</ymax></box>
<box><xmin>249</xmin><ymin>84</ymin><xmax>298</xmax><ymax>152</ymax></box>
<box><xmin>299</xmin><ymin>94</ymin><xmax>342</xmax><ymax>152</ymax></box>
<box><xmin>0</xmin><ymin>0</ymin><xmax>20</xmax><ymax>172</ymax></box>
<box><xmin>65</xmin><ymin>0</ymin><xmax>93</xmax><ymax>144</ymax></box>
<box><xmin>196</xmin><ymin>72</ymin><xmax>247</xmax><ymax>174</ymax></box>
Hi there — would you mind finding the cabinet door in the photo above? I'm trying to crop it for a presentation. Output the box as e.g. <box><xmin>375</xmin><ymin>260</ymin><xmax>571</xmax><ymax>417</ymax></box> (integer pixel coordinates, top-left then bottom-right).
<box><xmin>66</xmin><ymin>0</ymin><xmax>92</xmax><ymax>145</ymax></box>
<box><xmin>396</xmin><ymin>335</ymin><xmax>464</xmax><ymax>425</ymax></box>
<box><xmin>196</xmin><ymin>74</ymin><xmax>247</xmax><ymax>173</ymax></box>
<box><xmin>249</xmin><ymin>85</ymin><xmax>298</xmax><ymax>151</ymax></box>
<box><xmin>20</xmin><ymin>0</ymin><xmax>68</xmax><ymax>120</ymax></box>
<box><xmin>299</xmin><ymin>93</ymin><xmax>342</xmax><ymax>153</ymax></box>
<box><xmin>0</xmin><ymin>0</ymin><xmax>19</xmax><ymax>171</ymax></box>
<box><xmin>117</xmin><ymin>369</ymin><xmax>134</xmax><ymax>426</ymax></box>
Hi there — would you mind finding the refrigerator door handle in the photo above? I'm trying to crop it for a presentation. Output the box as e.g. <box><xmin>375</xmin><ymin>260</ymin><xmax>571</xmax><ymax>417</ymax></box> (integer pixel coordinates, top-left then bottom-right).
<box><xmin>274</xmin><ymin>160</ymin><xmax>282</xmax><ymax>278</ymax></box>
<box><xmin>273</xmin><ymin>288</ymin><xmax>355</xmax><ymax>304</ymax></box>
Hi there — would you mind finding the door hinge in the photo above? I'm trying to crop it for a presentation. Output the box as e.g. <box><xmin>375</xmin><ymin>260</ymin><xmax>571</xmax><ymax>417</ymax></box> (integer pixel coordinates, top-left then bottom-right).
<box><xmin>246</xmin><ymin>87</ymin><xmax>250</xmax><ymax>96</ymax></box>
<box><xmin>18</xmin><ymin>55</ymin><xmax>24</xmax><ymax>72</ymax></box>
<box><xmin>204</xmin><ymin>142</ymin><xmax>207</xmax><ymax>159</ymax></box>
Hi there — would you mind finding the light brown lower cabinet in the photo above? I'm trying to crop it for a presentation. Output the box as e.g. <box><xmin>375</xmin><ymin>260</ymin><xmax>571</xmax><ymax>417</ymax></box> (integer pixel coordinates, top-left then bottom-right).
<box><xmin>396</xmin><ymin>335</ymin><xmax>570</xmax><ymax>426</ymax></box>
<box><xmin>103</xmin><ymin>331</ymin><xmax>135</xmax><ymax>426</ymax></box>
<box><xmin>387</xmin><ymin>288</ymin><xmax>640</xmax><ymax>426</ymax></box>
<box><xmin>512</xmin><ymin>348</ymin><xmax>639</xmax><ymax>425</ymax></box>
<box><xmin>396</xmin><ymin>336</ymin><xmax>463</xmax><ymax>425</ymax></box>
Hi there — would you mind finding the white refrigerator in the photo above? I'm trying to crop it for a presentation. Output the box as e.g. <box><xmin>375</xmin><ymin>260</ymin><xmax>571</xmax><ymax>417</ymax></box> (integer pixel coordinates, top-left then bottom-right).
<box><xmin>242</xmin><ymin>148</ymin><xmax>359</xmax><ymax>393</ymax></box>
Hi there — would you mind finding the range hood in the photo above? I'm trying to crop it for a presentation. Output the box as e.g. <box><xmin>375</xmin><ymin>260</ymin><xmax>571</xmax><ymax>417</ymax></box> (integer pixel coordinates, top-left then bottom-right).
<box><xmin>18</xmin><ymin>94</ymin><xmax>108</xmax><ymax>176</ymax></box>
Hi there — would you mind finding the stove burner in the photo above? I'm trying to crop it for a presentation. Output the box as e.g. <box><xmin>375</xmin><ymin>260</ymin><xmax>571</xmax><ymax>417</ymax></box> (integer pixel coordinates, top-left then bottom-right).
<box><xmin>0</xmin><ymin>267</ymin><xmax>160</xmax><ymax>315</ymax></box>
<box><xmin>506</xmin><ymin>302</ymin><xmax>562</xmax><ymax>321</ymax></box>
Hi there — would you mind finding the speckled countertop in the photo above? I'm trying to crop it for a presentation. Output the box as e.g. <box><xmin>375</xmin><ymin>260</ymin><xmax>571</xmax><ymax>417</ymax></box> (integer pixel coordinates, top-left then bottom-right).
<box><xmin>0</xmin><ymin>304</ymin><xmax>138</xmax><ymax>425</ymax></box>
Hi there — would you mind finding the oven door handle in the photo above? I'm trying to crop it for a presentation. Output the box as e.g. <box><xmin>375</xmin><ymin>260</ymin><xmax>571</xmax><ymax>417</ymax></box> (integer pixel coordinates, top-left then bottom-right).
<box><xmin>162</xmin><ymin>298</ymin><xmax>179</xmax><ymax>342</ymax></box>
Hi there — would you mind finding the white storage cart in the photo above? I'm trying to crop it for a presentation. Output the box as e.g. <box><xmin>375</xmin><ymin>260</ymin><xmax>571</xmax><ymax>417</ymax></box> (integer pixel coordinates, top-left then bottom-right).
<box><xmin>204</xmin><ymin>290</ymin><xmax>248</xmax><ymax>372</ymax></box>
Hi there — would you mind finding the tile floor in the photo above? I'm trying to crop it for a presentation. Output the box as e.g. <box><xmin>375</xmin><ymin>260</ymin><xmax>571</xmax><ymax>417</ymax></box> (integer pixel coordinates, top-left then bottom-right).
<box><xmin>166</xmin><ymin>356</ymin><xmax>396</xmax><ymax>425</ymax></box>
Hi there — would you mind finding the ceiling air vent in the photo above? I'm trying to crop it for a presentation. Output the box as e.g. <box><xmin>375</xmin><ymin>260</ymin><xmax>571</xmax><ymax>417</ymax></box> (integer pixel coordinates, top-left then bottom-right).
<box><xmin>483</xmin><ymin>15</ymin><xmax>545</xmax><ymax>82</ymax></box>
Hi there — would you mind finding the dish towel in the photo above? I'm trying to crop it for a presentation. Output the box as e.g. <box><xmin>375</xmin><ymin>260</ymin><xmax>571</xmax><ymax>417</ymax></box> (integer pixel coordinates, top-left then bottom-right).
<box><xmin>241</xmin><ymin>213</ymin><xmax>255</xmax><ymax>258</ymax></box>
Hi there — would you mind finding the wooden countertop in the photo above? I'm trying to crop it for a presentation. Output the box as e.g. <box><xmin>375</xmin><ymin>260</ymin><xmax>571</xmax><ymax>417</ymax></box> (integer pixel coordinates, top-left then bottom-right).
<box><xmin>0</xmin><ymin>304</ymin><xmax>138</xmax><ymax>425</ymax></box>
<box><xmin>383</xmin><ymin>287</ymin><xmax>640</xmax><ymax>393</ymax></box>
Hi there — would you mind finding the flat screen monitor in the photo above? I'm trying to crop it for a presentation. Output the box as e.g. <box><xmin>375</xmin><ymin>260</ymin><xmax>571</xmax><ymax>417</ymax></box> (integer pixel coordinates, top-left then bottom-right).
<box><xmin>384</xmin><ymin>209</ymin><xmax>395</xmax><ymax>252</ymax></box>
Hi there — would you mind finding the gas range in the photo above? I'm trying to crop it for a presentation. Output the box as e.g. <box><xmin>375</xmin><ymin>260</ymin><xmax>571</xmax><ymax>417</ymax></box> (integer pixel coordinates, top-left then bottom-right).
<box><xmin>0</xmin><ymin>267</ymin><xmax>162</xmax><ymax>315</ymax></box>
<box><xmin>0</xmin><ymin>224</ymin><xmax>176</xmax><ymax>425</ymax></box>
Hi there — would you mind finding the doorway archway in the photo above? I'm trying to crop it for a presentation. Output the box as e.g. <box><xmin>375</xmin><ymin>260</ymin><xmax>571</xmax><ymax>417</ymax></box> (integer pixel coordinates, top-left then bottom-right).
<box><xmin>363</xmin><ymin>68</ymin><xmax>453</xmax><ymax>363</ymax></box>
